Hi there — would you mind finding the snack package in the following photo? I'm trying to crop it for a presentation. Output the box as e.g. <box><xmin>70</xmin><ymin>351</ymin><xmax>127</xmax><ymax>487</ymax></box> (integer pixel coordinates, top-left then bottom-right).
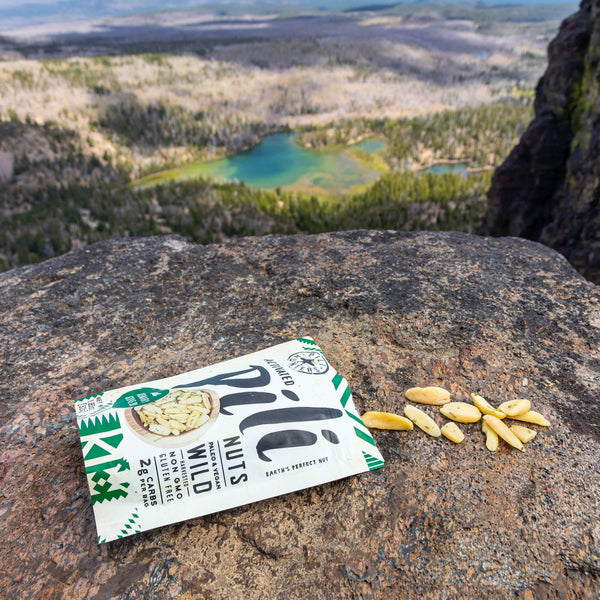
<box><xmin>74</xmin><ymin>338</ymin><xmax>384</xmax><ymax>543</ymax></box>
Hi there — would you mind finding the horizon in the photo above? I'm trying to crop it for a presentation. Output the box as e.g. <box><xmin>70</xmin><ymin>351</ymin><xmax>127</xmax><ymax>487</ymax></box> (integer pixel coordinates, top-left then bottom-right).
<box><xmin>0</xmin><ymin>0</ymin><xmax>580</xmax><ymax>37</ymax></box>
<box><xmin>0</xmin><ymin>0</ymin><xmax>580</xmax><ymax>15</ymax></box>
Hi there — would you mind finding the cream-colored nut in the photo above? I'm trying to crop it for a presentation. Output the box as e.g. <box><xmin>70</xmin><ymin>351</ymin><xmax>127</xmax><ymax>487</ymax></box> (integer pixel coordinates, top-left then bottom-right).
<box><xmin>509</xmin><ymin>425</ymin><xmax>537</xmax><ymax>443</ymax></box>
<box><xmin>481</xmin><ymin>420</ymin><xmax>499</xmax><ymax>452</ymax></box>
<box><xmin>163</xmin><ymin>406</ymin><xmax>189</xmax><ymax>414</ymax></box>
<box><xmin>404</xmin><ymin>404</ymin><xmax>441</xmax><ymax>437</ymax></box>
<box><xmin>138</xmin><ymin>389</ymin><xmax>214</xmax><ymax>436</ymax></box>
<box><xmin>155</xmin><ymin>401</ymin><xmax>178</xmax><ymax>408</ymax></box>
<box><xmin>361</xmin><ymin>411</ymin><xmax>414</xmax><ymax>431</ymax></box>
<box><xmin>168</xmin><ymin>419</ymin><xmax>188</xmax><ymax>432</ymax></box>
<box><xmin>441</xmin><ymin>422</ymin><xmax>464</xmax><ymax>443</ymax></box>
<box><xmin>482</xmin><ymin>415</ymin><xmax>524</xmax><ymax>451</ymax></box>
<box><xmin>498</xmin><ymin>399</ymin><xmax>531</xmax><ymax>417</ymax></box>
<box><xmin>470</xmin><ymin>394</ymin><xmax>507</xmax><ymax>419</ymax></box>
<box><xmin>148</xmin><ymin>423</ymin><xmax>172</xmax><ymax>436</ymax></box>
<box><xmin>179</xmin><ymin>396</ymin><xmax>205</xmax><ymax>405</ymax></box>
<box><xmin>169</xmin><ymin>413</ymin><xmax>191</xmax><ymax>423</ymax></box>
<box><xmin>439</xmin><ymin>402</ymin><xmax>482</xmax><ymax>423</ymax></box>
<box><xmin>405</xmin><ymin>386</ymin><xmax>450</xmax><ymax>405</ymax></box>
<box><xmin>186</xmin><ymin>413</ymin><xmax>200</xmax><ymax>428</ymax></box>
<box><xmin>195</xmin><ymin>414</ymin><xmax>210</xmax><ymax>428</ymax></box>
<box><xmin>510</xmin><ymin>410</ymin><xmax>550</xmax><ymax>427</ymax></box>
<box><xmin>186</xmin><ymin>404</ymin><xmax>210</xmax><ymax>414</ymax></box>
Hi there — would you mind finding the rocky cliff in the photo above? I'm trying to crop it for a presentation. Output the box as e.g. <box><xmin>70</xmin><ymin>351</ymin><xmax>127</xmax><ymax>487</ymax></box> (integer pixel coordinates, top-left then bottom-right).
<box><xmin>1</xmin><ymin>232</ymin><xmax>599</xmax><ymax>599</ymax></box>
<box><xmin>483</xmin><ymin>0</ymin><xmax>600</xmax><ymax>283</ymax></box>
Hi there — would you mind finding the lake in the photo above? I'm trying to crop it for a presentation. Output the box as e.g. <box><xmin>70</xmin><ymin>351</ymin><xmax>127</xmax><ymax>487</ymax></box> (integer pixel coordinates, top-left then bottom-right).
<box><xmin>135</xmin><ymin>133</ymin><xmax>385</xmax><ymax>194</ymax></box>
<box><xmin>421</xmin><ymin>162</ymin><xmax>469</xmax><ymax>176</ymax></box>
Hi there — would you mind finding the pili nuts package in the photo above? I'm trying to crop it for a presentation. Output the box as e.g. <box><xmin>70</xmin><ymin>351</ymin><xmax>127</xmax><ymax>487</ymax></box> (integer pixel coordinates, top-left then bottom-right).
<box><xmin>74</xmin><ymin>338</ymin><xmax>384</xmax><ymax>543</ymax></box>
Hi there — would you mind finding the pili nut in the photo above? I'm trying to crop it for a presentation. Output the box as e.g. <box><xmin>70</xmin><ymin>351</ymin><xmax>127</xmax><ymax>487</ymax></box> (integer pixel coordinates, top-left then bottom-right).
<box><xmin>138</xmin><ymin>389</ymin><xmax>212</xmax><ymax>436</ymax></box>
<box><xmin>404</xmin><ymin>404</ymin><xmax>441</xmax><ymax>437</ymax></box>
<box><xmin>482</xmin><ymin>415</ymin><xmax>524</xmax><ymax>452</ymax></box>
<box><xmin>510</xmin><ymin>410</ymin><xmax>551</xmax><ymax>427</ymax></box>
<box><xmin>441</xmin><ymin>422</ymin><xmax>464</xmax><ymax>444</ymax></box>
<box><xmin>439</xmin><ymin>402</ymin><xmax>482</xmax><ymax>423</ymax></box>
<box><xmin>498</xmin><ymin>399</ymin><xmax>531</xmax><ymax>417</ymax></box>
<box><xmin>470</xmin><ymin>393</ymin><xmax>507</xmax><ymax>419</ymax></box>
<box><xmin>481</xmin><ymin>420</ymin><xmax>498</xmax><ymax>452</ymax></box>
<box><xmin>361</xmin><ymin>411</ymin><xmax>413</xmax><ymax>431</ymax></box>
<box><xmin>164</xmin><ymin>406</ymin><xmax>188</xmax><ymax>414</ymax></box>
<box><xmin>509</xmin><ymin>425</ymin><xmax>537</xmax><ymax>443</ymax></box>
<box><xmin>156</xmin><ymin>401</ymin><xmax>178</xmax><ymax>408</ymax></box>
<box><xmin>405</xmin><ymin>386</ymin><xmax>450</xmax><ymax>406</ymax></box>
<box><xmin>180</xmin><ymin>396</ymin><xmax>206</xmax><ymax>405</ymax></box>
<box><xmin>148</xmin><ymin>423</ymin><xmax>172</xmax><ymax>436</ymax></box>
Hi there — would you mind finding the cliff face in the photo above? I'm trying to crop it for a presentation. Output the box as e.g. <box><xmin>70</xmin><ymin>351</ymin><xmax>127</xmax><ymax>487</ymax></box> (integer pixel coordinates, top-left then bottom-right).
<box><xmin>1</xmin><ymin>232</ymin><xmax>599</xmax><ymax>599</ymax></box>
<box><xmin>484</xmin><ymin>0</ymin><xmax>600</xmax><ymax>282</ymax></box>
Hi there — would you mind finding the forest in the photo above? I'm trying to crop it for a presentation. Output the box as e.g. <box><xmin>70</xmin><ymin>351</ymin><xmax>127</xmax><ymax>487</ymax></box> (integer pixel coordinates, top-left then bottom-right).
<box><xmin>0</xmin><ymin>99</ymin><xmax>518</xmax><ymax>270</ymax></box>
<box><xmin>0</xmin><ymin>1</ymin><xmax>562</xmax><ymax>271</ymax></box>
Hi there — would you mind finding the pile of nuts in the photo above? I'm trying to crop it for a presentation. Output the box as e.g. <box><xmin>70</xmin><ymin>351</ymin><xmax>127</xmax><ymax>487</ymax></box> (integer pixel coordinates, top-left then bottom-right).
<box><xmin>134</xmin><ymin>389</ymin><xmax>212</xmax><ymax>437</ymax></box>
<box><xmin>361</xmin><ymin>386</ymin><xmax>550</xmax><ymax>452</ymax></box>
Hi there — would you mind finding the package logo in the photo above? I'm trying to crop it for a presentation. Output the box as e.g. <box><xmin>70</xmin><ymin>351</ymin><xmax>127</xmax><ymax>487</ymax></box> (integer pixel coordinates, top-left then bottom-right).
<box><xmin>79</xmin><ymin>412</ymin><xmax>131</xmax><ymax>504</ymax></box>
<box><xmin>287</xmin><ymin>350</ymin><xmax>329</xmax><ymax>375</ymax></box>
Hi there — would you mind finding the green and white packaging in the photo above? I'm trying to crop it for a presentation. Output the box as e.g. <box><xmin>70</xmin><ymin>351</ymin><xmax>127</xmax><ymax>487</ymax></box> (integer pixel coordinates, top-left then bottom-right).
<box><xmin>74</xmin><ymin>338</ymin><xmax>384</xmax><ymax>543</ymax></box>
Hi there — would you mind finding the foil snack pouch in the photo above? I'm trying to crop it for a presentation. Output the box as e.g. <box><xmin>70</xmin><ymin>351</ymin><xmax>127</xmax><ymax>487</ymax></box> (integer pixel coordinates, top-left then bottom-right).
<box><xmin>74</xmin><ymin>338</ymin><xmax>384</xmax><ymax>543</ymax></box>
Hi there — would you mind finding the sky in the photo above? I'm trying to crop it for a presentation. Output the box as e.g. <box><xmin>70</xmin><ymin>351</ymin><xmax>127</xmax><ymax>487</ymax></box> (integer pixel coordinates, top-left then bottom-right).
<box><xmin>0</xmin><ymin>0</ymin><xmax>579</xmax><ymax>9</ymax></box>
<box><xmin>0</xmin><ymin>0</ymin><xmax>580</xmax><ymax>32</ymax></box>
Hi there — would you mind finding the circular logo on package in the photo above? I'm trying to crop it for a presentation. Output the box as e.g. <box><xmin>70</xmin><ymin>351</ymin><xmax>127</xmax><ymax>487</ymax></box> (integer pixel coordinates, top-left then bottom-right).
<box><xmin>287</xmin><ymin>350</ymin><xmax>329</xmax><ymax>375</ymax></box>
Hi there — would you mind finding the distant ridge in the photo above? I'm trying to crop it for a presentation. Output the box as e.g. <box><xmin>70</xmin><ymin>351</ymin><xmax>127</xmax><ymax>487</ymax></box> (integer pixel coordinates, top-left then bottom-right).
<box><xmin>344</xmin><ymin>3</ymin><xmax>399</xmax><ymax>11</ymax></box>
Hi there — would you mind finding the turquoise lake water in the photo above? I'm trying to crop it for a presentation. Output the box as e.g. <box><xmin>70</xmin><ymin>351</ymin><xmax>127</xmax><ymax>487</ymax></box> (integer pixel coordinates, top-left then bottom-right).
<box><xmin>422</xmin><ymin>162</ymin><xmax>469</xmax><ymax>176</ymax></box>
<box><xmin>136</xmin><ymin>134</ymin><xmax>472</xmax><ymax>192</ymax></box>
<box><xmin>137</xmin><ymin>133</ymin><xmax>385</xmax><ymax>193</ymax></box>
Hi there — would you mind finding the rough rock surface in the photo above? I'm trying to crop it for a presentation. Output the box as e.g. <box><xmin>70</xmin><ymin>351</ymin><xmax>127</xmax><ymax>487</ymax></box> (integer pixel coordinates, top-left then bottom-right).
<box><xmin>483</xmin><ymin>0</ymin><xmax>600</xmax><ymax>283</ymax></box>
<box><xmin>1</xmin><ymin>231</ymin><xmax>600</xmax><ymax>600</ymax></box>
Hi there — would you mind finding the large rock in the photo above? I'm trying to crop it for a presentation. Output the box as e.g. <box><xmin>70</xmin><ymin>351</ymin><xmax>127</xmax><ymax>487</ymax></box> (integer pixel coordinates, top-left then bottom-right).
<box><xmin>483</xmin><ymin>0</ymin><xmax>600</xmax><ymax>283</ymax></box>
<box><xmin>1</xmin><ymin>231</ymin><xmax>599</xmax><ymax>599</ymax></box>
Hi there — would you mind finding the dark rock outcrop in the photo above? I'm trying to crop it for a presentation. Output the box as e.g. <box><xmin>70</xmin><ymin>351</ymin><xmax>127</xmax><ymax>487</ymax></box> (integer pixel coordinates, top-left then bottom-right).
<box><xmin>483</xmin><ymin>0</ymin><xmax>600</xmax><ymax>283</ymax></box>
<box><xmin>1</xmin><ymin>232</ymin><xmax>599</xmax><ymax>599</ymax></box>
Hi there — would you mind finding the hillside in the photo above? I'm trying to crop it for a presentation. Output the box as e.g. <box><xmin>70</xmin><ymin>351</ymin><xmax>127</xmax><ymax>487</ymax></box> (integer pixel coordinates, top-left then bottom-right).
<box><xmin>0</xmin><ymin>3</ymin><xmax>569</xmax><ymax>271</ymax></box>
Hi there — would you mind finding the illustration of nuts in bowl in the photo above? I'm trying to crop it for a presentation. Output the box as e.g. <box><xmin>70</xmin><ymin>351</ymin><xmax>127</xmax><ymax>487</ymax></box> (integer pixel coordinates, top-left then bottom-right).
<box><xmin>126</xmin><ymin>388</ymin><xmax>220</xmax><ymax>446</ymax></box>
